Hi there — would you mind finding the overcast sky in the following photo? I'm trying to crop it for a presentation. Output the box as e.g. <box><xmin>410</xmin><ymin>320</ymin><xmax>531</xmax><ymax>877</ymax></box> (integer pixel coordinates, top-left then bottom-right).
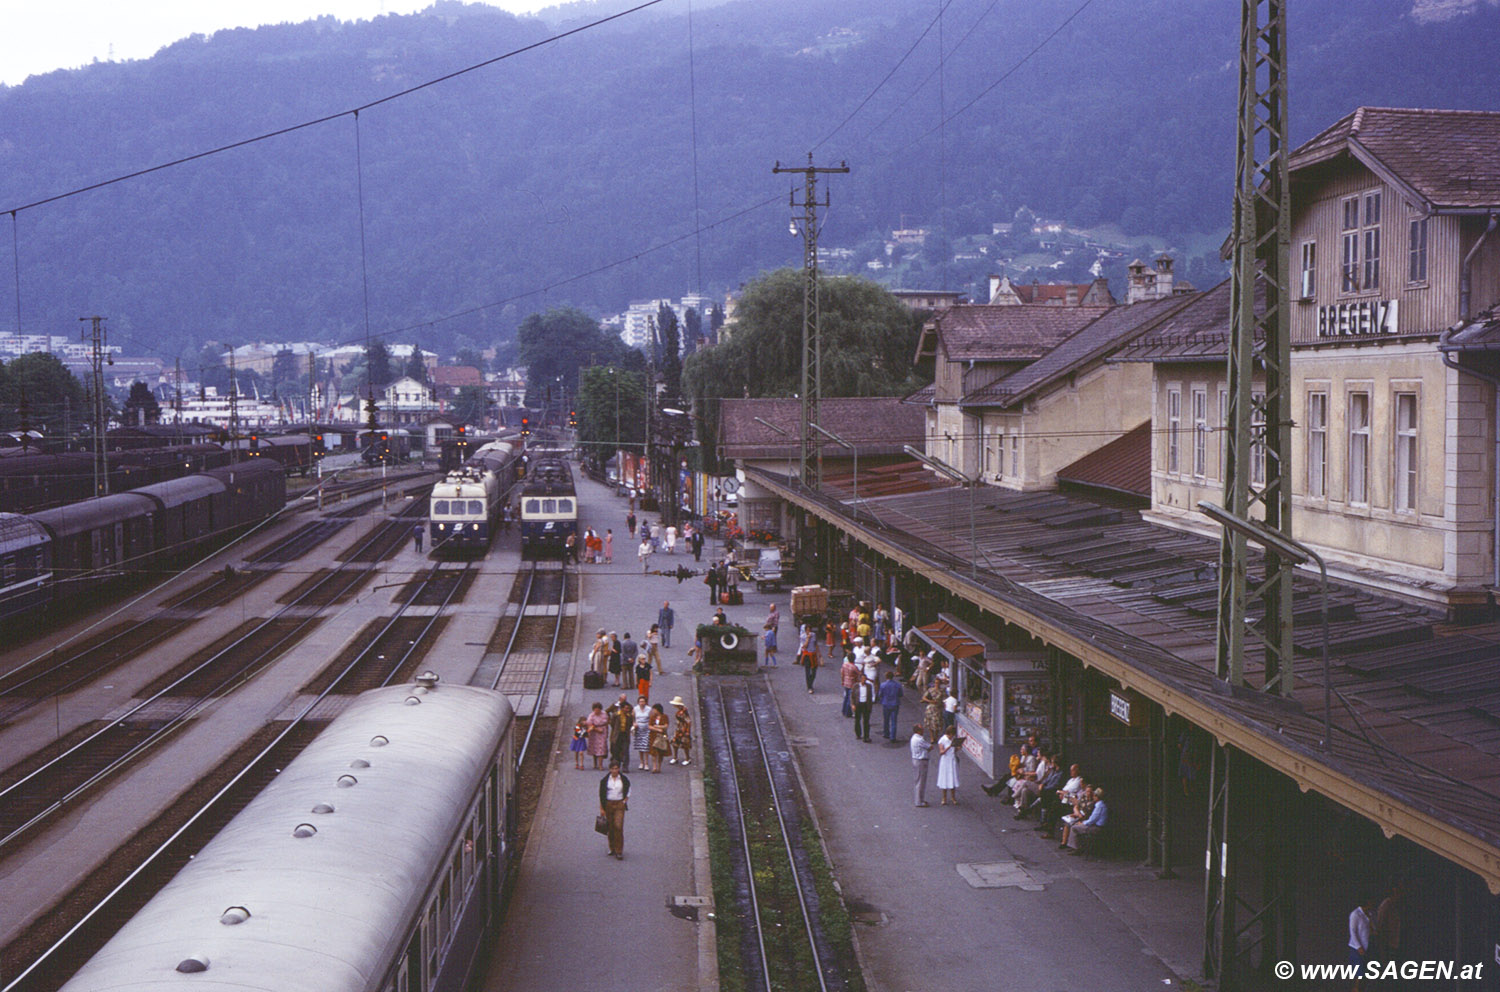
<box><xmin>0</xmin><ymin>0</ymin><xmax>545</xmax><ymax>86</ymax></box>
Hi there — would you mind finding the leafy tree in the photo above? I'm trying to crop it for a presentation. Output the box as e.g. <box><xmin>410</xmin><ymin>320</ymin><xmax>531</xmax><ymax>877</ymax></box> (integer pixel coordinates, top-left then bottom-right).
<box><xmin>682</xmin><ymin>270</ymin><xmax>929</xmax><ymax>465</ymax></box>
<box><xmin>683</xmin><ymin>307</ymin><xmax>702</xmax><ymax>356</ymax></box>
<box><xmin>451</xmin><ymin>384</ymin><xmax>492</xmax><ymax>427</ymax></box>
<box><xmin>656</xmin><ymin>302</ymin><xmax>681</xmax><ymax>398</ymax></box>
<box><xmin>516</xmin><ymin>307</ymin><xmax>637</xmax><ymax>406</ymax></box>
<box><xmin>0</xmin><ymin>352</ymin><xmax>88</xmax><ymax>436</ymax></box>
<box><xmin>454</xmin><ymin>347</ymin><xmax>488</xmax><ymax>372</ymax></box>
<box><xmin>366</xmin><ymin>340</ymin><xmax>394</xmax><ymax>389</ymax></box>
<box><xmin>404</xmin><ymin>344</ymin><xmax>429</xmax><ymax>383</ymax></box>
<box><xmin>576</xmin><ymin>364</ymin><xmax>647</xmax><ymax>471</ymax></box>
<box><xmin>121</xmin><ymin>380</ymin><xmax>162</xmax><ymax>425</ymax></box>
<box><xmin>709</xmin><ymin>303</ymin><xmax>725</xmax><ymax>343</ymax></box>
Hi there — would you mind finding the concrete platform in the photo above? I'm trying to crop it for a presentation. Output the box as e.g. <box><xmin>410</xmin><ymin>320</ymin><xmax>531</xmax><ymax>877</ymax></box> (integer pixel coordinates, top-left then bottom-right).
<box><xmin>476</xmin><ymin>473</ymin><xmax>714</xmax><ymax>992</ymax></box>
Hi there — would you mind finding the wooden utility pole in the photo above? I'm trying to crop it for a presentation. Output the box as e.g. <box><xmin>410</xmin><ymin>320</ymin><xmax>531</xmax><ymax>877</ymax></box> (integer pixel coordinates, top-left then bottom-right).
<box><xmin>774</xmin><ymin>154</ymin><xmax>847</xmax><ymax>491</ymax></box>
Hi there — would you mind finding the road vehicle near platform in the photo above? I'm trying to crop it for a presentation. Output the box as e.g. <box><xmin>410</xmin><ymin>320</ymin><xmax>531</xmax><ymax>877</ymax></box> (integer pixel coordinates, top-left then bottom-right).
<box><xmin>56</xmin><ymin>681</ymin><xmax>518</xmax><ymax>992</ymax></box>
<box><xmin>429</xmin><ymin>440</ymin><xmax>521</xmax><ymax>555</ymax></box>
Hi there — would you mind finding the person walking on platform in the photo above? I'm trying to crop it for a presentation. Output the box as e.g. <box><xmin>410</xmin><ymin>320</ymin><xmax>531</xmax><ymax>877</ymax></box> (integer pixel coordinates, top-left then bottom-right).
<box><xmin>412</xmin><ymin>523</ymin><xmax>424</xmax><ymax>552</ymax></box>
<box><xmin>585</xmin><ymin>702</ymin><xmax>610</xmax><ymax>771</ymax></box>
<box><xmin>878</xmin><ymin>671</ymin><xmax>904</xmax><ymax>741</ymax></box>
<box><xmin>665</xmin><ymin>523</ymin><xmax>678</xmax><ymax>553</ymax></box>
<box><xmin>910</xmin><ymin>724</ymin><xmax>933</xmax><ymax>807</ymax></box>
<box><xmin>638</xmin><ymin>536</ymin><xmax>653</xmax><ymax>574</ymax></box>
<box><xmin>626</xmin><ymin>509</ymin><xmax>637</xmax><ymax>538</ymax></box>
<box><xmin>645</xmin><ymin>624</ymin><xmax>664</xmax><ymax>674</ymax></box>
<box><xmin>706</xmin><ymin>563</ymin><xmax>721</xmax><ymax>605</ymax></box>
<box><xmin>669</xmin><ymin>695</ymin><xmax>693</xmax><ymax>765</ymax></box>
<box><xmin>658</xmin><ymin>600</ymin><xmax>675</xmax><ymax>649</ymax></box>
<box><xmin>599</xmin><ymin>761</ymin><xmax>631</xmax><ymax>860</ymax></box>
<box><xmin>852</xmin><ymin>674</ymin><xmax>875</xmax><ymax>742</ymax></box>
<box><xmin>604</xmin><ymin>528</ymin><xmax>614</xmax><ymax>564</ymax></box>
<box><xmin>840</xmin><ymin>652</ymin><xmax>860</xmax><ymax>717</ymax></box>
<box><xmin>798</xmin><ymin>623</ymin><xmax>821</xmax><ymax>693</ymax></box>
<box><xmin>762</xmin><ymin>603</ymin><xmax>781</xmax><ymax>666</ymax></box>
<box><xmin>621</xmin><ymin>632</ymin><xmax>639</xmax><ymax>687</ymax></box>
<box><xmin>691</xmin><ymin>527</ymin><xmax>704</xmax><ymax>561</ymax></box>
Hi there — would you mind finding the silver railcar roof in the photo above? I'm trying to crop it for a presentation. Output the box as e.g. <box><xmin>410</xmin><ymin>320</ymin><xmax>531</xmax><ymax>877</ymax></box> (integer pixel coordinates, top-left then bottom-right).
<box><xmin>59</xmin><ymin>683</ymin><xmax>513</xmax><ymax>992</ymax></box>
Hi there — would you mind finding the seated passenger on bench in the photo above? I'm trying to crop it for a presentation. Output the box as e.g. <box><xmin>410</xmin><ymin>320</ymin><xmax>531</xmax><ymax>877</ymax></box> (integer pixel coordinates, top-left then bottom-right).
<box><xmin>1062</xmin><ymin>787</ymin><xmax>1108</xmax><ymax>853</ymax></box>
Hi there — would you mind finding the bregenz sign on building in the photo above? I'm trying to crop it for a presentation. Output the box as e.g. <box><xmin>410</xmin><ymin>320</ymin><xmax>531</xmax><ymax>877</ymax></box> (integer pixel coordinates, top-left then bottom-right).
<box><xmin>1317</xmin><ymin>299</ymin><xmax>1398</xmax><ymax>337</ymax></box>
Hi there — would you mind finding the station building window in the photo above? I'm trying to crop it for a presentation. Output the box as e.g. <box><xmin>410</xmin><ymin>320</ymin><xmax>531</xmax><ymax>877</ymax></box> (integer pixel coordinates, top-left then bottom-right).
<box><xmin>1191</xmin><ymin>387</ymin><xmax>1208</xmax><ymax>479</ymax></box>
<box><xmin>1408</xmin><ymin>217</ymin><xmax>1429</xmax><ymax>284</ymax></box>
<box><xmin>1306</xmin><ymin>391</ymin><xmax>1328</xmax><ymax>498</ymax></box>
<box><xmin>1166</xmin><ymin>387</ymin><xmax>1181</xmax><ymax>474</ymax></box>
<box><xmin>1394</xmin><ymin>391</ymin><xmax>1418</xmax><ymax>512</ymax></box>
<box><xmin>1348</xmin><ymin>391</ymin><xmax>1371</xmax><ymax>506</ymax></box>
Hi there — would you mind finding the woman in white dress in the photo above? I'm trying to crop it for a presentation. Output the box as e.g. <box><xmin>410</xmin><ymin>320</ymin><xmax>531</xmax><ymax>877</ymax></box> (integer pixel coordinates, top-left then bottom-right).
<box><xmin>936</xmin><ymin>729</ymin><xmax>962</xmax><ymax>805</ymax></box>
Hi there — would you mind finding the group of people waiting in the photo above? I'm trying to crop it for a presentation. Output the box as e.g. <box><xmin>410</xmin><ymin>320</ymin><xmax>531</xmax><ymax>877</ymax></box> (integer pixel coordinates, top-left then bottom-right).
<box><xmin>586</xmin><ymin>599</ymin><xmax>676</xmax><ymax>693</ymax></box>
<box><xmin>574</xmin><ymin>692</ymin><xmax>693</xmax><ymax>773</ymax></box>
<box><xmin>984</xmin><ymin>736</ymin><xmax>1109</xmax><ymax>854</ymax></box>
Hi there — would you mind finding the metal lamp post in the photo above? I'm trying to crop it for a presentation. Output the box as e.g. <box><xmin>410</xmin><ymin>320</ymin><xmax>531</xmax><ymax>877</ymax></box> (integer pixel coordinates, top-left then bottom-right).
<box><xmin>904</xmin><ymin>445</ymin><xmax>978</xmax><ymax>580</ymax></box>
<box><xmin>809</xmin><ymin>421</ymin><xmax>856</xmax><ymax>510</ymax></box>
<box><xmin>1197</xmin><ymin>500</ymin><xmax>1331</xmax><ymax>751</ymax></box>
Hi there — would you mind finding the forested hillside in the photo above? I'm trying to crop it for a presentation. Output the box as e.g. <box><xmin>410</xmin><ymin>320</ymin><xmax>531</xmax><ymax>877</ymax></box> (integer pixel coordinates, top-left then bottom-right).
<box><xmin>1</xmin><ymin>0</ymin><xmax>1496</xmax><ymax>364</ymax></box>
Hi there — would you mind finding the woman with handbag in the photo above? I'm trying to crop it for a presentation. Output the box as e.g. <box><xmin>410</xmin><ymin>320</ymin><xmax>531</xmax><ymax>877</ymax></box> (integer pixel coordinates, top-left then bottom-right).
<box><xmin>798</xmin><ymin>622</ymin><xmax>821</xmax><ymax>694</ymax></box>
<box><xmin>648</xmin><ymin>703</ymin><xmax>671</xmax><ymax>772</ymax></box>
<box><xmin>598</xmin><ymin>761</ymin><xmax>631</xmax><ymax>860</ymax></box>
<box><xmin>669</xmin><ymin>696</ymin><xmax>693</xmax><ymax>765</ymax></box>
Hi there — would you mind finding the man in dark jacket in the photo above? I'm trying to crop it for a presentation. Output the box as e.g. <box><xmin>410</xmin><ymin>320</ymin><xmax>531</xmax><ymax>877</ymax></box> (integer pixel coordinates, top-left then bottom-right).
<box><xmin>599</xmin><ymin>761</ymin><xmax>631</xmax><ymax>859</ymax></box>
<box><xmin>607</xmin><ymin>695</ymin><xmax>635</xmax><ymax>769</ymax></box>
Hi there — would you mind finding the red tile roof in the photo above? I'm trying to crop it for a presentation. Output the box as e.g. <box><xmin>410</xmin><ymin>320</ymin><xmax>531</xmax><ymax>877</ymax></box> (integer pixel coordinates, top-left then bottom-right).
<box><xmin>719</xmin><ymin>397</ymin><xmax>925</xmax><ymax>459</ymax></box>
<box><xmin>431</xmin><ymin>366</ymin><xmax>485</xmax><ymax>388</ymax></box>
<box><xmin>1291</xmin><ymin>107</ymin><xmax>1500</xmax><ymax>211</ymax></box>
<box><xmin>917</xmin><ymin>305</ymin><xmax>1109</xmax><ymax>363</ymax></box>
<box><xmin>1055</xmin><ymin>422</ymin><xmax>1152</xmax><ymax>498</ymax></box>
<box><xmin>962</xmin><ymin>294</ymin><xmax>1197</xmax><ymax>408</ymax></box>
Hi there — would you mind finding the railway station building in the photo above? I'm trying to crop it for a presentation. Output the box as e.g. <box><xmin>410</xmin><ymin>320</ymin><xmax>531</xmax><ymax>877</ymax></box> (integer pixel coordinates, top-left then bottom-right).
<box><xmin>729</xmin><ymin>108</ymin><xmax>1500</xmax><ymax>988</ymax></box>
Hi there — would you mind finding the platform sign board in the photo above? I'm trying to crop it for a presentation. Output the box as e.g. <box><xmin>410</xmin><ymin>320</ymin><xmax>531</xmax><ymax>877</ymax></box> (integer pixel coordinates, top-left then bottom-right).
<box><xmin>1109</xmin><ymin>688</ymin><xmax>1145</xmax><ymax>728</ymax></box>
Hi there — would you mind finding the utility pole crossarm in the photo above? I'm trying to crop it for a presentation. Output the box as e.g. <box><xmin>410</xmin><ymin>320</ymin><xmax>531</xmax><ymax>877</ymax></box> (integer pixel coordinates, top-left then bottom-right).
<box><xmin>773</xmin><ymin>153</ymin><xmax>848</xmax><ymax>493</ymax></box>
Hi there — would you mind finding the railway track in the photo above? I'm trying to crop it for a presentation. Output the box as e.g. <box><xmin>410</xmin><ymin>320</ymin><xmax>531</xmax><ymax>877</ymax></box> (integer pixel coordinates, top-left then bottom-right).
<box><xmin>0</xmin><ymin>506</ymin><xmax>431</xmax><ymax>852</ymax></box>
<box><xmin>705</xmin><ymin>678</ymin><xmax>848</xmax><ymax>992</ymax></box>
<box><xmin>0</xmin><ymin>483</ymin><xmax>433</xmax><ymax>727</ymax></box>
<box><xmin>478</xmin><ymin>560</ymin><xmax>571</xmax><ymax>770</ymax></box>
<box><xmin>0</xmin><ymin>543</ymin><xmax>473</xmax><ymax>992</ymax></box>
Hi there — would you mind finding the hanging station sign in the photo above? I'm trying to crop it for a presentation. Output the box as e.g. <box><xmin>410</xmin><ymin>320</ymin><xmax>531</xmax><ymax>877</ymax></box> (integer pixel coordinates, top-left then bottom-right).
<box><xmin>1317</xmin><ymin>299</ymin><xmax>1399</xmax><ymax>338</ymax></box>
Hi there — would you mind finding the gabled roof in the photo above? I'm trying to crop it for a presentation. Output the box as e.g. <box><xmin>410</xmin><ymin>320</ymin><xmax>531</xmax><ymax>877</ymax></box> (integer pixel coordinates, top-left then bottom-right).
<box><xmin>1055</xmin><ymin>422</ymin><xmax>1151</xmax><ymax>499</ymax></box>
<box><xmin>719</xmin><ymin>396</ymin><xmax>925</xmax><ymax>460</ymax></box>
<box><xmin>961</xmin><ymin>293</ymin><xmax>1196</xmax><ymax>408</ymax></box>
<box><xmin>915</xmin><ymin>305</ymin><xmax>1109</xmax><ymax>364</ymax></box>
<box><xmin>1112</xmin><ymin>278</ymin><xmax>1258</xmax><ymax>364</ymax></box>
<box><xmin>1291</xmin><ymin>107</ymin><xmax>1500</xmax><ymax>212</ymax></box>
<box><xmin>431</xmin><ymin>366</ymin><xmax>485</xmax><ymax>388</ymax></box>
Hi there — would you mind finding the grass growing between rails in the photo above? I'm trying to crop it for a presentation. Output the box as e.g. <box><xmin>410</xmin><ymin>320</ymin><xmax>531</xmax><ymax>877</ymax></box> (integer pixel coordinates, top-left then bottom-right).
<box><xmin>701</xmin><ymin>714</ymin><xmax>865</xmax><ymax>992</ymax></box>
<box><xmin>702</xmin><ymin>755</ymin><xmax>747</xmax><ymax>992</ymax></box>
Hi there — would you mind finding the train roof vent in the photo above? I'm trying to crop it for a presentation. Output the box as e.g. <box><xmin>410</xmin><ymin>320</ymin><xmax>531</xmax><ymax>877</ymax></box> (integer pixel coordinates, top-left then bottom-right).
<box><xmin>416</xmin><ymin>671</ymin><xmax>440</xmax><ymax>690</ymax></box>
<box><xmin>311</xmin><ymin>802</ymin><xmax>335</xmax><ymax>814</ymax></box>
<box><xmin>219</xmin><ymin>906</ymin><xmax>251</xmax><ymax>926</ymax></box>
<box><xmin>176</xmin><ymin>955</ymin><xmax>210</xmax><ymax>973</ymax></box>
<box><xmin>404</xmin><ymin>695</ymin><xmax>422</xmax><ymax>706</ymax></box>
<box><xmin>349</xmin><ymin>758</ymin><xmax>370</xmax><ymax>769</ymax></box>
<box><xmin>336</xmin><ymin>774</ymin><xmax>358</xmax><ymax>788</ymax></box>
<box><xmin>293</xmin><ymin>823</ymin><xmax>318</xmax><ymax>838</ymax></box>
<box><xmin>370</xmin><ymin>735</ymin><xmax>389</xmax><ymax>747</ymax></box>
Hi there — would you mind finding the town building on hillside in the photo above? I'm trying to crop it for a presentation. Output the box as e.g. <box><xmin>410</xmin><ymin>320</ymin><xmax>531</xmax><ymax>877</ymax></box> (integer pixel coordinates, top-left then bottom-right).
<box><xmin>430</xmin><ymin>365</ymin><xmax>485</xmax><ymax>402</ymax></box>
<box><xmin>891</xmin><ymin>289</ymin><xmax>966</xmax><ymax>311</ymax></box>
<box><xmin>1117</xmin><ymin>106</ymin><xmax>1500</xmax><ymax>617</ymax></box>
<box><xmin>989</xmin><ymin>273</ymin><xmax>1116</xmax><ymax>306</ymax></box>
<box><xmin>382</xmin><ymin>375</ymin><xmax>435</xmax><ymax>427</ymax></box>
